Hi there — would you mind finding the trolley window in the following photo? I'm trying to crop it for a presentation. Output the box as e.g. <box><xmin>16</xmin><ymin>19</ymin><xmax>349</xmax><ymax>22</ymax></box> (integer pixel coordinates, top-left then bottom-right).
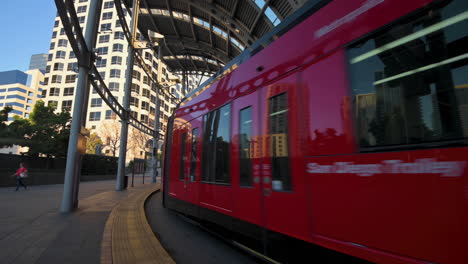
<box><xmin>348</xmin><ymin>0</ymin><xmax>468</xmax><ymax>149</ymax></box>
<box><xmin>239</xmin><ymin>107</ymin><xmax>253</xmax><ymax>187</ymax></box>
<box><xmin>269</xmin><ymin>93</ymin><xmax>291</xmax><ymax>191</ymax></box>
<box><xmin>179</xmin><ymin>132</ymin><xmax>187</xmax><ymax>180</ymax></box>
<box><xmin>190</xmin><ymin>128</ymin><xmax>199</xmax><ymax>182</ymax></box>
<box><xmin>201</xmin><ymin>104</ymin><xmax>231</xmax><ymax>184</ymax></box>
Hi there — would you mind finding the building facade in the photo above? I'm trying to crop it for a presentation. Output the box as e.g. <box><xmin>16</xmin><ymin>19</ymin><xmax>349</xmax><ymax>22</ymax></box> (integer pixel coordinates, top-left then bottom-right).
<box><xmin>29</xmin><ymin>53</ymin><xmax>48</xmax><ymax>72</ymax></box>
<box><xmin>0</xmin><ymin>69</ymin><xmax>44</xmax><ymax>154</ymax></box>
<box><xmin>43</xmin><ymin>0</ymin><xmax>181</xmax><ymax>160</ymax></box>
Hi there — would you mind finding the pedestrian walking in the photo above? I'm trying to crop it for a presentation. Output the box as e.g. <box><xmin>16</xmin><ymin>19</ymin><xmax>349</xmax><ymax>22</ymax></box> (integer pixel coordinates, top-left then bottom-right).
<box><xmin>11</xmin><ymin>162</ymin><xmax>28</xmax><ymax>191</ymax></box>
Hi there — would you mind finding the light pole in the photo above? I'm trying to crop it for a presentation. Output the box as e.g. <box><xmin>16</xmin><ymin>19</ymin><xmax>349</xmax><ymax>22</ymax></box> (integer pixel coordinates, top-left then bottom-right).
<box><xmin>116</xmin><ymin>0</ymin><xmax>140</xmax><ymax>191</ymax></box>
<box><xmin>150</xmin><ymin>31</ymin><xmax>164</xmax><ymax>183</ymax></box>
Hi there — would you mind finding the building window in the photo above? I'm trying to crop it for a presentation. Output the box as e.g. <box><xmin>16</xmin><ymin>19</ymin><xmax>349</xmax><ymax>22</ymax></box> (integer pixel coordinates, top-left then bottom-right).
<box><xmin>140</xmin><ymin>114</ymin><xmax>149</xmax><ymax>124</ymax></box>
<box><xmin>62</xmin><ymin>100</ymin><xmax>72</xmax><ymax>111</ymax></box>
<box><xmin>111</xmin><ymin>56</ymin><xmax>122</xmax><ymax>65</ymax></box>
<box><xmin>78</xmin><ymin>16</ymin><xmax>85</xmax><ymax>23</ymax></box>
<box><xmin>99</xmin><ymin>71</ymin><xmax>106</xmax><ymax>80</ymax></box>
<box><xmin>202</xmin><ymin>104</ymin><xmax>231</xmax><ymax>184</ymax></box>
<box><xmin>104</xmin><ymin>1</ymin><xmax>114</xmax><ymax>9</ymax></box>
<box><xmin>69</xmin><ymin>51</ymin><xmax>76</xmax><ymax>59</ymax></box>
<box><xmin>91</xmin><ymin>98</ymin><xmax>102</xmax><ymax>107</ymax></box>
<box><xmin>47</xmin><ymin>54</ymin><xmax>53</xmax><ymax>61</ymax></box>
<box><xmin>45</xmin><ymin>65</ymin><xmax>51</xmax><ymax>73</ymax></box>
<box><xmin>100</xmin><ymin>23</ymin><xmax>112</xmax><ymax>32</ymax></box>
<box><xmin>132</xmin><ymin>70</ymin><xmax>141</xmax><ymax>81</ymax></box>
<box><xmin>58</xmin><ymin>39</ymin><xmax>68</xmax><ymax>47</ymax></box>
<box><xmin>105</xmin><ymin>110</ymin><xmax>116</xmax><ymax>119</ymax></box>
<box><xmin>65</xmin><ymin>74</ymin><xmax>77</xmax><ymax>83</ymax></box>
<box><xmin>143</xmin><ymin>76</ymin><xmax>150</xmax><ymax>85</ymax></box>
<box><xmin>50</xmin><ymin>42</ymin><xmax>55</xmax><ymax>50</ymax></box>
<box><xmin>48</xmin><ymin>101</ymin><xmax>58</xmax><ymax>108</ymax></box>
<box><xmin>109</xmin><ymin>82</ymin><xmax>119</xmax><ymax>91</ymax></box>
<box><xmin>114</xmin><ymin>31</ymin><xmax>125</xmax><ymax>40</ymax></box>
<box><xmin>60</xmin><ymin>28</ymin><xmax>65</xmax><ymax>35</ymax></box>
<box><xmin>79</xmin><ymin>0</ymin><xmax>88</xmax><ymax>2</ymax></box>
<box><xmin>54</xmin><ymin>20</ymin><xmax>59</xmax><ymax>27</ymax></box>
<box><xmin>49</xmin><ymin>87</ymin><xmax>60</xmax><ymax>96</ymax></box>
<box><xmin>130</xmin><ymin>97</ymin><xmax>139</xmax><ymax>107</ymax></box>
<box><xmin>145</xmin><ymin>52</ymin><xmax>152</xmax><ymax>61</ymax></box>
<box><xmin>142</xmin><ymin>89</ymin><xmax>150</xmax><ymax>98</ymax></box>
<box><xmin>102</xmin><ymin>12</ymin><xmax>113</xmax><ymax>20</ymax></box>
<box><xmin>115</xmin><ymin>20</ymin><xmax>121</xmax><ymax>27</ymax></box>
<box><xmin>64</xmin><ymin>87</ymin><xmax>74</xmax><ymax>96</ymax></box>
<box><xmin>110</xmin><ymin>69</ymin><xmax>121</xmax><ymax>78</ymax></box>
<box><xmin>89</xmin><ymin>112</ymin><xmax>101</xmax><ymax>121</ymax></box>
<box><xmin>97</xmin><ymin>47</ymin><xmax>108</xmax><ymax>55</ymax></box>
<box><xmin>348</xmin><ymin>0</ymin><xmax>468</xmax><ymax>148</ymax></box>
<box><xmin>56</xmin><ymin>51</ymin><xmax>66</xmax><ymax>59</ymax></box>
<box><xmin>98</xmin><ymin>35</ymin><xmax>110</xmax><ymax>43</ymax></box>
<box><xmin>25</xmin><ymin>106</ymin><xmax>32</xmax><ymax>111</ymax></box>
<box><xmin>67</xmin><ymin>62</ymin><xmax>78</xmax><ymax>72</ymax></box>
<box><xmin>53</xmin><ymin>62</ymin><xmax>64</xmax><ymax>71</ymax></box>
<box><xmin>77</xmin><ymin>6</ymin><xmax>87</xmax><ymax>13</ymax></box>
<box><xmin>51</xmin><ymin>75</ymin><xmax>62</xmax><ymax>84</ymax></box>
<box><xmin>141</xmin><ymin>101</ymin><xmax>149</xmax><ymax>111</ymax></box>
<box><xmin>112</xmin><ymin>43</ymin><xmax>123</xmax><ymax>52</ymax></box>
<box><xmin>96</xmin><ymin>58</ymin><xmax>107</xmax><ymax>68</ymax></box>
<box><xmin>131</xmin><ymin>84</ymin><xmax>140</xmax><ymax>94</ymax></box>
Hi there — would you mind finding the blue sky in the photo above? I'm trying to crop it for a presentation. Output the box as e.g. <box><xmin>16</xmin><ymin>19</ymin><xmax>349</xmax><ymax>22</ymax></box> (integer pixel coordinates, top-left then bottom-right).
<box><xmin>0</xmin><ymin>0</ymin><xmax>56</xmax><ymax>72</ymax></box>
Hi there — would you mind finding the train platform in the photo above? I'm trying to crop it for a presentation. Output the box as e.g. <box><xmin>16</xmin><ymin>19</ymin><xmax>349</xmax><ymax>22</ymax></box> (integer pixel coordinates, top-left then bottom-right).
<box><xmin>0</xmin><ymin>179</ymin><xmax>173</xmax><ymax>264</ymax></box>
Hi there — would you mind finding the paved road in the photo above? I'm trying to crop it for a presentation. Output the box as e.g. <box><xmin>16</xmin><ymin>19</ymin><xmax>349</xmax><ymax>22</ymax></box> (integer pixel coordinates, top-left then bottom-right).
<box><xmin>145</xmin><ymin>192</ymin><xmax>260</xmax><ymax>264</ymax></box>
<box><xmin>0</xmin><ymin>179</ymin><xmax>157</xmax><ymax>264</ymax></box>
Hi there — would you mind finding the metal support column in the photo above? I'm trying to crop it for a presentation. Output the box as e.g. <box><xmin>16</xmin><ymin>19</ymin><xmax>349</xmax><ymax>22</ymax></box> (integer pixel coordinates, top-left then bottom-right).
<box><xmin>60</xmin><ymin>0</ymin><xmax>101</xmax><ymax>213</ymax></box>
<box><xmin>116</xmin><ymin>0</ymin><xmax>140</xmax><ymax>191</ymax></box>
<box><xmin>151</xmin><ymin>44</ymin><xmax>162</xmax><ymax>183</ymax></box>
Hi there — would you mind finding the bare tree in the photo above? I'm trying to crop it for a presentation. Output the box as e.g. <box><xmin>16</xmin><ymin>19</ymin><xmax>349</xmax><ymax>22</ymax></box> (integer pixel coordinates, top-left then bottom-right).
<box><xmin>129</xmin><ymin>127</ymin><xmax>152</xmax><ymax>160</ymax></box>
<box><xmin>98</xmin><ymin>117</ymin><xmax>121</xmax><ymax>157</ymax></box>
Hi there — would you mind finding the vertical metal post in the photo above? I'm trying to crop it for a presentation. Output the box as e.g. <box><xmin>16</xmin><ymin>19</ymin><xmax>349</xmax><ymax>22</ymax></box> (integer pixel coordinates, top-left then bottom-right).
<box><xmin>131</xmin><ymin>160</ymin><xmax>135</xmax><ymax>187</ymax></box>
<box><xmin>60</xmin><ymin>0</ymin><xmax>102</xmax><ymax>213</ymax></box>
<box><xmin>151</xmin><ymin>43</ymin><xmax>162</xmax><ymax>183</ymax></box>
<box><xmin>116</xmin><ymin>0</ymin><xmax>140</xmax><ymax>191</ymax></box>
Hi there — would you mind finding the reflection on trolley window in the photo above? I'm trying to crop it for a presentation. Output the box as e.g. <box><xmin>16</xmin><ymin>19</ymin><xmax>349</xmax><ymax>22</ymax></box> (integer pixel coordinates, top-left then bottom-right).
<box><xmin>239</xmin><ymin>107</ymin><xmax>253</xmax><ymax>187</ymax></box>
<box><xmin>190</xmin><ymin>128</ymin><xmax>199</xmax><ymax>182</ymax></box>
<box><xmin>269</xmin><ymin>93</ymin><xmax>291</xmax><ymax>191</ymax></box>
<box><xmin>348</xmin><ymin>0</ymin><xmax>468</xmax><ymax>148</ymax></box>
<box><xmin>202</xmin><ymin>104</ymin><xmax>231</xmax><ymax>184</ymax></box>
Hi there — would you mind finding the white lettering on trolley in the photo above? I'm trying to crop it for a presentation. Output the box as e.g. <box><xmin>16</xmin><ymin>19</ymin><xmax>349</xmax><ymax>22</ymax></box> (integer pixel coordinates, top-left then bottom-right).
<box><xmin>306</xmin><ymin>159</ymin><xmax>467</xmax><ymax>177</ymax></box>
<box><xmin>314</xmin><ymin>0</ymin><xmax>385</xmax><ymax>38</ymax></box>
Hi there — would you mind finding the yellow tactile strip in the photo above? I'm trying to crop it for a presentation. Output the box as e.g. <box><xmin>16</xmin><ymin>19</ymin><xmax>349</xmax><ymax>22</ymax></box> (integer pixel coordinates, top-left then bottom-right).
<box><xmin>101</xmin><ymin>184</ymin><xmax>175</xmax><ymax>264</ymax></box>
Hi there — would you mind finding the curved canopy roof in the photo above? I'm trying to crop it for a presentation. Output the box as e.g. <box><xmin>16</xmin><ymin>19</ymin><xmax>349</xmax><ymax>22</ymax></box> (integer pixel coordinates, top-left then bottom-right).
<box><xmin>122</xmin><ymin>0</ymin><xmax>309</xmax><ymax>74</ymax></box>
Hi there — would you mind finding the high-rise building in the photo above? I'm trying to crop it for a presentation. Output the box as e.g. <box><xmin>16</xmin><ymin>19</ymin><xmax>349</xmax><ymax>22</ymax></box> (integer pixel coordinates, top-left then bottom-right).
<box><xmin>29</xmin><ymin>53</ymin><xmax>48</xmax><ymax>72</ymax></box>
<box><xmin>42</xmin><ymin>0</ymin><xmax>180</xmax><ymax>160</ymax></box>
<box><xmin>0</xmin><ymin>69</ymin><xmax>44</xmax><ymax>154</ymax></box>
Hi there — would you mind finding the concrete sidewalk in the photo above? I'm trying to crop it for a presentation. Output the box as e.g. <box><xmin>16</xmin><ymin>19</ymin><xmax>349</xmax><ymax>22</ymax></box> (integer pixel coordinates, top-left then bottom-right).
<box><xmin>0</xmin><ymin>178</ymin><xmax>160</xmax><ymax>264</ymax></box>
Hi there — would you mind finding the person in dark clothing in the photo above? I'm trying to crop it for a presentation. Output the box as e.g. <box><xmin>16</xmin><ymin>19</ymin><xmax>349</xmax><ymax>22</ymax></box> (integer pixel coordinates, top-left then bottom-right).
<box><xmin>11</xmin><ymin>162</ymin><xmax>28</xmax><ymax>191</ymax></box>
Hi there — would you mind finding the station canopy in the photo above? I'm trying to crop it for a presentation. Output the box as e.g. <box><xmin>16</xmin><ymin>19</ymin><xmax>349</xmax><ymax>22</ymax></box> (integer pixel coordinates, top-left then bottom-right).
<box><xmin>123</xmin><ymin>0</ymin><xmax>310</xmax><ymax>75</ymax></box>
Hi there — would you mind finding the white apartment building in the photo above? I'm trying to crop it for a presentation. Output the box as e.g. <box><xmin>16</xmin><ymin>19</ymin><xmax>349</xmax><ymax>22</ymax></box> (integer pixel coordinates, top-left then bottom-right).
<box><xmin>42</xmin><ymin>0</ymin><xmax>181</xmax><ymax>160</ymax></box>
